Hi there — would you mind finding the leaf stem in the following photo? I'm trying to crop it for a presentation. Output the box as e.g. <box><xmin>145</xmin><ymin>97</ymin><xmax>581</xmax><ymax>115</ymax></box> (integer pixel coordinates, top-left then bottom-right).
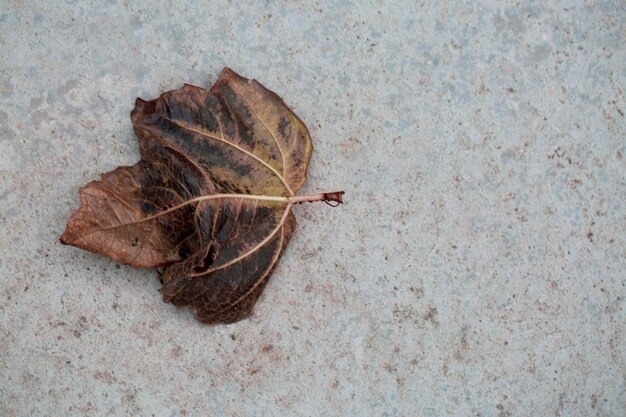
<box><xmin>288</xmin><ymin>191</ymin><xmax>345</xmax><ymax>206</ymax></box>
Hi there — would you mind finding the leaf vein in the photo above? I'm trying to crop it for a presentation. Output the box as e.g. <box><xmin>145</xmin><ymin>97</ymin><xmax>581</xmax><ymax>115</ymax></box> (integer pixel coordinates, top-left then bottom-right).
<box><xmin>157</xmin><ymin>113</ymin><xmax>293</xmax><ymax>195</ymax></box>
<box><xmin>228</xmin><ymin>82</ymin><xmax>288</xmax><ymax>187</ymax></box>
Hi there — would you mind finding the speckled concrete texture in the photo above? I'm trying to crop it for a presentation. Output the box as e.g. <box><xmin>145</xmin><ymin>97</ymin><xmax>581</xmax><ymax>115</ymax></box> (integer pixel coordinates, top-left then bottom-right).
<box><xmin>1</xmin><ymin>1</ymin><xmax>625</xmax><ymax>416</ymax></box>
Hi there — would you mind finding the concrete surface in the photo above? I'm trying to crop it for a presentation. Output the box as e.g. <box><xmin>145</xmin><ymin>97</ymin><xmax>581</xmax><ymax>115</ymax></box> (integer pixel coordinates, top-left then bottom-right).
<box><xmin>1</xmin><ymin>1</ymin><xmax>625</xmax><ymax>416</ymax></box>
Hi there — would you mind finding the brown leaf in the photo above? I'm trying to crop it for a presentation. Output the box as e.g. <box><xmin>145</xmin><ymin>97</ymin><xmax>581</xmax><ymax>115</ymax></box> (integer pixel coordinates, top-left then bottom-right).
<box><xmin>60</xmin><ymin>67</ymin><xmax>344</xmax><ymax>324</ymax></box>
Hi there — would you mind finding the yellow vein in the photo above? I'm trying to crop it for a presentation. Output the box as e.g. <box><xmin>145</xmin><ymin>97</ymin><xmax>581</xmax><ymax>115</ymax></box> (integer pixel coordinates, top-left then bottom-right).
<box><xmin>72</xmin><ymin>194</ymin><xmax>289</xmax><ymax>246</ymax></box>
<box><xmin>190</xmin><ymin>203</ymin><xmax>292</xmax><ymax>277</ymax></box>
<box><xmin>86</xmin><ymin>194</ymin><xmax>290</xmax><ymax>234</ymax></box>
<box><xmin>157</xmin><ymin>114</ymin><xmax>294</xmax><ymax>195</ymax></box>
<box><xmin>148</xmin><ymin>134</ymin><xmax>215</xmax><ymax>192</ymax></box>
<box><xmin>199</xmin><ymin>221</ymin><xmax>286</xmax><ymax>321</ymax></box>
<box><xmin>229</xmin><ymin>82</ymin><xmax>289</xmax><ymax>187</ymax></box>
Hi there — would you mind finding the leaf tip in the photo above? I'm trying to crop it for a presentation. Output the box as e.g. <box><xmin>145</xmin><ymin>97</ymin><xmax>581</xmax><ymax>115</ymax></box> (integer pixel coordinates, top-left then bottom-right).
<box><xmin>59</xmin><ymin>229</ymin><xmax>72</xmax><ymax>246</ymax></box>
<box><xmin>218</xmin><ymin>67</ymin><xmax>247</xmax><ymax>85</ymax></box>
<box><xmin>221</xmin><ymin>66</ymin><xmax>236</xmax><ymax>77</ymax></box>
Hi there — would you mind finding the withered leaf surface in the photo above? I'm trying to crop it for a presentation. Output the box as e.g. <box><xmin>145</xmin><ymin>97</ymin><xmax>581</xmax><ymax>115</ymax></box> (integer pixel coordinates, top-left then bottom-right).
<box><xmin>61</xmin><ymin>68</ymin><xmax>343</xmax><ymax>324</ymax></box>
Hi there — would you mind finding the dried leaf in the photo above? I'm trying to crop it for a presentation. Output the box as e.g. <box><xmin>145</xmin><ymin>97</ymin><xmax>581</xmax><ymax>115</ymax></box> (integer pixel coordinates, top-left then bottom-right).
<box><xmin>60</xmin><ymin>68</ymin><xmax>344</xmax><ymax>324</ymax></box>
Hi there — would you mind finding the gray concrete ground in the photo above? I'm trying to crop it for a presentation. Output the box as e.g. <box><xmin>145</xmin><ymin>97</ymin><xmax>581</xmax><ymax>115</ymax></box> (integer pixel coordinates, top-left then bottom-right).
<box><xmin>1</xmin><ymin>1</ymin><xmax>625</xmax><ymax>416</ymax></box>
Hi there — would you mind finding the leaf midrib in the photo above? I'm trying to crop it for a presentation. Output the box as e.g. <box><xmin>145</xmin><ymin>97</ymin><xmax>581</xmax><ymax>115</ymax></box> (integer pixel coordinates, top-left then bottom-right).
<box><xmin>83</xmin><ymin>193</ymin><xmax>290</xmax><ymax>234</ymax></box>
<box><xmin>195</xmin><ymin>223</ymin><xmax>287</xmax><ymax>321</ymax></box>
<box><xmin>190</xmin><ymin>202</ymin><xmax>292</xmax><ymax>276</ymax></box>
<box><xmin>157</xmin><ymin>113</ymin><xmax>294</xmax><ymax>196</ymax></box>
<box><xmin>228</xmin><ymin>81</ymin><xmax>288</xmax><ymax>190</ymax></box>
